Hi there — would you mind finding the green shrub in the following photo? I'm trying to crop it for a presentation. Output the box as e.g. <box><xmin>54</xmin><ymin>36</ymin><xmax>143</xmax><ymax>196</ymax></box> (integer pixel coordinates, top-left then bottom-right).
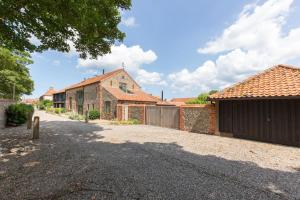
<box><xmin>54</xmin><ymin>108</ymin><xmax>60</xmax><ymax>114</ymax></box>
<box><xmin>38</xmin><ymin>100</ymin><xmax>53</xmax><ymax>110</ymax></box>
<box><xmin>88</xmin><ymin>110</ymin><xmax>100</xmax><ymax>120</ymax></box>
<box><xmin>46</xmin><ymin>107</ymin><xmax>54</xmax><ymax>113</ymax></box>
<box><xmin>60</xmin><ymin>108</ymin><xmax>66</xmax><ymax>113</ymax></box>
<box><xmin>6</xmin><ymin>103</ymin><xmax>34</xmax><ymax>126</ymax></box>
<box><xmin>68</xmin><ymin>113</ymin><xmax>85</xmax><ymax>120</ymax></box>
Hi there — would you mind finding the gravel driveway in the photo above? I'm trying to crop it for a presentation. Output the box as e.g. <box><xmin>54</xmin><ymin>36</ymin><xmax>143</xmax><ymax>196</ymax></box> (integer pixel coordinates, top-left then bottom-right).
<box><xmin>0</xmin><ymin>111</ymin><xmax>299</xmax><ymax>200</ymax></box>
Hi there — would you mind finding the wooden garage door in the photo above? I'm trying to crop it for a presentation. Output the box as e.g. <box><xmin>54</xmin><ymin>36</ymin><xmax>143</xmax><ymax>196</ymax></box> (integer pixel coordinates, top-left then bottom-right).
<box><xmin>219</xmin><ymin>99</ymin><xmax>300</xmax><ymax>147</ymax></box>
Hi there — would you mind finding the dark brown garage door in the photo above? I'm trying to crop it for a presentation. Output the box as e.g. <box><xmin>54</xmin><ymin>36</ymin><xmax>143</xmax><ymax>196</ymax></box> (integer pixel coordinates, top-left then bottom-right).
<box><xmin>219</xmin><ymin>99</ymin><xmax>300</xmax><ymax>147</ymax></box>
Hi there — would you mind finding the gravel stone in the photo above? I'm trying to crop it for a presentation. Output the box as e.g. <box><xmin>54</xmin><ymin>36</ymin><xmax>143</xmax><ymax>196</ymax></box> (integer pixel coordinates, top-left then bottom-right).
<box><xmin>0</xmin><ymin>111</ymin><xmax>299</xmax><ymax>200</ymax></box>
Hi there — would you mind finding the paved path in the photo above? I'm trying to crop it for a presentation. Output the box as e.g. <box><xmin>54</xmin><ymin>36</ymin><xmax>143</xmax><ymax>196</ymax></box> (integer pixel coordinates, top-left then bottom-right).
<box><xmin>0</xmin><ymin>111</ymin><xmax>299</xmax><ymax>200</ymax></box>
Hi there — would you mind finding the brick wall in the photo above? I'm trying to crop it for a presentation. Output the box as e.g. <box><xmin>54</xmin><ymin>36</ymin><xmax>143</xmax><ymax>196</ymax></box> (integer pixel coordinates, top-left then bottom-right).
<box><xmin>179</xmin><ymin>104</ymin><xmax>216</xmax><ymax>134</ymax></box>
<box><xmin>0</xmin><ymin>99</ymin><xmax>15</xmax><ymax>128</ymax></box>
<box><xmin>101</xmin><ymin>70</ymin><xmax>140</xmax><ymax>91</ymax></box>
<box><xmin>116</xmin><ymin>104</ymin><xmax>146</xmax><ymax>123</ymax></box>
<box><xmin>128</xmin><ymin>105</ymin><xmax>145</xmax><ymax>124</ymax></box>
<box><xmin>101</xmin><ymin>88</ymin><xmax>118</xmax><ymax>119</ymax></box>
<box><xmin>84</xmin><ymin>83</ymin><xmax>99</xmax><ymax>112</ymax></box>
<box><xmin>65</xmin><ymin>87</ymin><xmax>80</xmax><ymax>112</ymax></box>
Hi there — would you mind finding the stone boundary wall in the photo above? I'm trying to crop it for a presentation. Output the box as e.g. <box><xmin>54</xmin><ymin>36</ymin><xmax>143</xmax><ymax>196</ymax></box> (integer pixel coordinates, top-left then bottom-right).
<box><xmin>117</xmin><ymin>103</ymin><xmax>216</xmax><ymax>135</ymax></box>
<box><xmin>0</xmin><ymin>99</ymin><xmax>15</xmax><ymax>128</ymax></box>
<box><xmin>116</xmin><ymin>104</ymin><xmax>146</xmax><ymax>123</ymax></box>
<box><xmin>179</xmin><ymin>104</ymin><xmax>216</xmax><ymax>134</ymax></box>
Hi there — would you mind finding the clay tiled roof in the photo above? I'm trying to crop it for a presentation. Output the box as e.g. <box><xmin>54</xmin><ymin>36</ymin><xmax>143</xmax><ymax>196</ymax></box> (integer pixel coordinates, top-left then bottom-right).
<box><xmin>43</xmin><ymin>88</ymin><xmax>57</xmax><ymax>96</ymax></box>
<box><xmin>67</xmin><ymin>69</ymin><xmax>123</xmax><ymax>90</ymax></box>
<box><xmin>170</xmin><ymin>97</ymin><xmax>196</xmax><ymax>102</ymax></box>
<box><xmin>156</xmin><ymin>101</ymin><xmax>177</xmax><ymax>106</ymax></box>
<box><xmin>209</xmin><ymin>64</ymin><xmax>300</xmax><ymax>100</ymax></box>
<box><xmin>53</xmin><ymin>89</ymin><xmax>66</xmax><ymax>94</ymax></box>
<box><xmin>104</xmin><ymin>87</ymin><xmax>159</xmax><ymax>102</ymax></box>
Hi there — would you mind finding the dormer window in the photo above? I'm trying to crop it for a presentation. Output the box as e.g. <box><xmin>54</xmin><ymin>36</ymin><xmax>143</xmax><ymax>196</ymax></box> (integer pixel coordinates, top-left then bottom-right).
<box><xmin>119</xmin><ymin>82</ymin><xmax>127</xmax><ymax>92</ymax></box>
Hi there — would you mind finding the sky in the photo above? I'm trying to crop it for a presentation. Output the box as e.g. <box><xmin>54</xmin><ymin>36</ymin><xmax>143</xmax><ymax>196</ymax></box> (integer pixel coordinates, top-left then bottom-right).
<box><xmin>28</xmin><ymin>0</ymin><xmax>300</xmax><ymax>99</ymax></box>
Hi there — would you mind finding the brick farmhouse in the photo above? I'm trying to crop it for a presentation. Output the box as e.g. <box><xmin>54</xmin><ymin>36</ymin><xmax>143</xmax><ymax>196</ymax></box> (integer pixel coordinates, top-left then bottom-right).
<box><xmin>39</xmin><ymin>87</ymin><xmax>56</xmax><ymax>101</ymax></box>
<box><xmin>53</xmin><ymin>69</ymin><xmax>160</xmax><ymax>119</ymax></box>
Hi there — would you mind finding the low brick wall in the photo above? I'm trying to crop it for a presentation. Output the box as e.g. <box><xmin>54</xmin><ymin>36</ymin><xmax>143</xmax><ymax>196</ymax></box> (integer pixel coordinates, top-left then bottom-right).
<box><xmin>0</xmin><ymin>99</ymin><xmax>15</xmax><ymax>128</ymax></box>
<box><xmin>116</xmin><ymin>104</ymin><xmax>146</xmax><ymax>123</ymax></box>
<box><xmin>116</xmin><ymin>103</ymin><xmax>216</xmax><ymax>134</ymax></box>
<box><xmin>128</xmin><ymin>105</ymin><xmax>145</xmax><ymax>124</ymax></box>
<box><xmin>179</xmin><ymin>104</ymin><xmax>216</xmax><ymax>134</ymax></box>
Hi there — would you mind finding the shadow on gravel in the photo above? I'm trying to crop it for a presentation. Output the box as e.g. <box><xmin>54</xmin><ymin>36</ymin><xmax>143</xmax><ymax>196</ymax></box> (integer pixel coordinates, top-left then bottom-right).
<box><xmin>0</xmin><ymin>119</ymin><xmax>299</xmax><ymax>200</ymax></box>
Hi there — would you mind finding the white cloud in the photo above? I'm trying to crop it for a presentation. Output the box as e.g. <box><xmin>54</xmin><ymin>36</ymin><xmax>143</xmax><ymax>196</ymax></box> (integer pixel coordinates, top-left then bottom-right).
<box><xmin>169</xmin><ymin>0</ymin><xmax>300</xmax><ymax>93</ymax></box>
<box><xmin>136</xmin><ymin>69</ymin><xmax>167</xmax><ymax>86</ymax></box>
<box><xmin>198</xmin><ymin>0</ymin><xmax>293</xmax><ymax>54</ymax></box>
<box><xmin>78</xmin><ymin>44</ymin><xmax>164</xmax><ymax>86</ymax></box>
<box><xmin>168</xmin><ymin>61</ymin><xmax>219</xmax><ymax>92</ymax></box>
<box><xmin>78</xmin><ymin>44</ymin><xmax>157</xmax><ymax>71</ymax></box>
<box><xmin>29</xmin><ymin>35</ymin><xmax>41</xmax><ymax>46</ymax></box>
<box><xmin>122</xmin><ymin>16</ymin><xmax>137</xmax><ymax>27</ymax></box>
<box><xmin>53</xmin><ymin>60</ymin><xmax>61</xmax><ymax>66</ymax></box>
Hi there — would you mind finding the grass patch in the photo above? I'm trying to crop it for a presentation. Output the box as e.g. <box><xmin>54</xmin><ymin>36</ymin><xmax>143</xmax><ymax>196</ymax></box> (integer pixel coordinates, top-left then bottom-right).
<box><xmin>111</xmin><ymin>118</ymin><xmax>140</xmax><ymax>125</ymax></box>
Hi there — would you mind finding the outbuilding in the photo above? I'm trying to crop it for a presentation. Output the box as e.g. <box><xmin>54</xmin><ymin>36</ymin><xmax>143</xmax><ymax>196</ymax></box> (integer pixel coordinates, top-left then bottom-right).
<box><xmin>209</xmin><ymin>65</ymin><xmax>300</xmax><ymax>147</ymax></box>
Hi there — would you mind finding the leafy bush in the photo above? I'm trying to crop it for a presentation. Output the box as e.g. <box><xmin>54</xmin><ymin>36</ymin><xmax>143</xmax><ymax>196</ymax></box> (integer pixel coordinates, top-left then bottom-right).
<box><xmin>88</xmin><ymin>110</ymin><xmax>100</xmax><ymax>120</ymax></box>
<box><xmin>46</xmin><ymin>107</ymin><xmax>54</xmax><ymax>113</ymax></box>
<box><xmin>38</xmin><ymin>100</ymin><xmax>53</xmax><ymax>110</ymax></box>
<box><xmin>6</xmin><ymin>103</ymin><xmax>34</xmax><ymax>126</ymax></box>
<box><xmin>68</xmin><ymin>113</ymin><xmax>85</xmax><ymax>120</ymax></box>
<box><xmin>60</xmin><ymin>108</ymin><xmax>66</xmax><ymax>113</ymax></box>
<box><xmin>54</xmin><ymin>108</ymin><xmax>60</xmax><ymax>114</ymax></box>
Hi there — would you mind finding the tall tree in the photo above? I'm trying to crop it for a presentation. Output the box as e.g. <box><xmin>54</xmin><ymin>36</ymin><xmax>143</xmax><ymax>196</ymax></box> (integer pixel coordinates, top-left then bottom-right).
<box><xmin>0</xmin><ymin>47</ymin><xmax>34</xmax><ymax>99</ymax></box>
<box><xmin>0</xmin><ymin>0</ymin><xmax>131</xmax><ymax>58</ymax></box>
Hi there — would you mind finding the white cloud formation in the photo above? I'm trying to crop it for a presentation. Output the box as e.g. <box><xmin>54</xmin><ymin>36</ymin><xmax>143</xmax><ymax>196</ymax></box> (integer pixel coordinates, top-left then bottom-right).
<box><xmin>78</xmin><ymin>44</ymin><xmax>165</xmax><ymax>86</ymax></box>
<box><xmin>136</xmin><ymin>69</ymin><xmax>167</xmax><ymax>86</ymax></box>
<box><xmin>78</xmin><ymin>44</ymin><xmax>157</xmax><ymax>70</ymax></box>
<box><xmin>53</xmin><ymin>60</ymin><xmax>61</xmax><ymax>66</ymax></box>
<box><xmin>169</xmin><ymin>0</ymin><xmax>300</xmax><ymax>93</ymax></box>
<box><xmin>122</xmin><ymin>16</ymin><xmax>137</xmax><ymax>27</ymax></box>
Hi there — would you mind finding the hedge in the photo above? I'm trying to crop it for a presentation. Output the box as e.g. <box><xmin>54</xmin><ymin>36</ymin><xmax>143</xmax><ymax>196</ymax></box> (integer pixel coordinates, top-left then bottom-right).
<box><xmin>6</xmin><ymin>103</ymin><xmax>34</xmax><ymax>126</ymax></box>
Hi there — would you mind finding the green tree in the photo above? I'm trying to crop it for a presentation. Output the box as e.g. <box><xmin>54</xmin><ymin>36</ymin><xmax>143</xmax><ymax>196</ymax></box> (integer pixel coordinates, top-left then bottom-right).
<box><xmin>209</xmin><ymin>90</ymin><xmax>218</xmax><ymax>95</ymax></box>
<box><xmin>0</xmin><ymin>47</ymin><xmax>34</xmax><ymax>99</ymax></box>
<box><xmin>186</xmin><ymin>93</ymin><xmax>209</xmax><ymax>104</ymax></box>
<box><xmin>0</xmin><ymin>0</ymin><xmax>131</xmax><ymax>58</ymax></box>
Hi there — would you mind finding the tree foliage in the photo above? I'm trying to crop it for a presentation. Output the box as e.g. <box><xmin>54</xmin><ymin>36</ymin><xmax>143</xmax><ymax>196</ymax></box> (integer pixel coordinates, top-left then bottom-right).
<box><xmin>187</xmin><ymin>93</ymin><xmax>209</xmax><ymax>104</ymax></box>
<box><xmin>0</xmin><ymin>47</ymin><xmax>34</xmax><ymax>99</ymax></box>
<box><xmin>0</xmin><ymin>0</ymin><xmax>131</xmax><ymax>58</ymax></box>
<box><xmin>187</xmin><ymin>90</ymin><xmax>218</xmax><ymax>104</ymax></box>
<box><xmin>209</xmin><ymin>90</ymin><xmax>218</xmax><ymax>95</ymax></box>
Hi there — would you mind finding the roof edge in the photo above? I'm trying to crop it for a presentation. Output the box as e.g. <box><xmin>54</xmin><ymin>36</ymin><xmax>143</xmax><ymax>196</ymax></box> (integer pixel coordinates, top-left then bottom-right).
<box><xmin>209</xmin><ymin>64</ymin><xmax>300</xmax><ymax>99</ymax></box>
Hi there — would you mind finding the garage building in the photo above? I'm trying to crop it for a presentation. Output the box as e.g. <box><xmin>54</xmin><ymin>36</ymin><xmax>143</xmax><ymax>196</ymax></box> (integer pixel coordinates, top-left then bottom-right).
<box><xmin>209</xmin><ymin>65</ymin><xmax>300</xmax><ymax>147</ymax></box>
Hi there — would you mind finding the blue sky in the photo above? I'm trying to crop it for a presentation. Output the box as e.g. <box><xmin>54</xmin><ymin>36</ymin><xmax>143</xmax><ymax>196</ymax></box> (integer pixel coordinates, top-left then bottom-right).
<box><xmin>28</xmin><ymin>0</ymin><xmax>300</xmax><ymax>99</ymax></box>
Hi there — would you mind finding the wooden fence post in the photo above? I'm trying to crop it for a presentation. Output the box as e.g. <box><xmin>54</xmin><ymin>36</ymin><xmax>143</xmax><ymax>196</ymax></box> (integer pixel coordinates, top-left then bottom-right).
<box><xmin>27</xmin><ymin>112</ymin><xmax>33</xmax><ymax>129</ymax></box>
<box><xmin>85</xmin><ymin>110</ymin><xmax>89</xmax><ymax>123</ymax></box>
<box><xmin>32</xmin><ymin>116</ymin><xmax>39</xmax><ymax>139</ymax></box>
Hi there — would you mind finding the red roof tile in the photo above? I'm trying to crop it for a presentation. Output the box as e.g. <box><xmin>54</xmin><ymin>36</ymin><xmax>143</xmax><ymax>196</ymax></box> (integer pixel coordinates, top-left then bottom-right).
<box><xmin>66</xmin><ymin>69</ymin><xmax>123</xmax><ymax>90</ymax></box>
<box><xmin>43</xmin><ymin>88</ymin><xmax>57</xmax><ymax>96</ymax></box>
<box><xmin>104</xmin><ymin>87</ymin><xmax>159</xmax><ymax>102</ymax></box>
<box><xmin>209</xmin><ymin>64</ymin><xmax>300</xmax><ymax>100</ymax></box>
